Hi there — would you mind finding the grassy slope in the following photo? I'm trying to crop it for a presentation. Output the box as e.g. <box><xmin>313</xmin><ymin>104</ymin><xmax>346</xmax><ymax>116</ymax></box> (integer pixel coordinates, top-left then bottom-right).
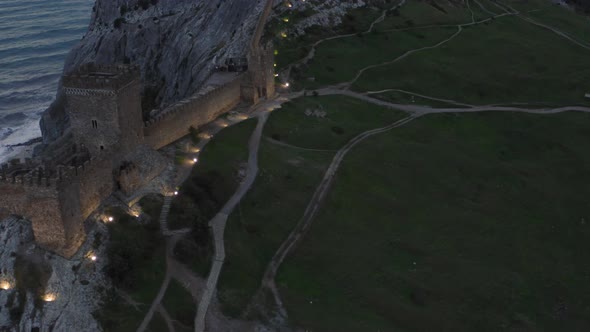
<box><xmin>95</xmin><ymin>197</ymin><xmax>165</xmax><ymax>332</ymax></box>
<box><xmin>217</xmin><ymin>96</ymin><xmax>406</xmax><ymax>317</ymax></box>
<box><xmin>518</xmin><ymin>0</ymin><xmax>590</xmax><ymax>44</ymax></box>
<box><xmin>146</xmin><ymin>312</ymin><xmax>169</xmax><ymax>332</ymax></box>
<box><xmin>278</xmin><ymin>111</ymin><xmax>590</xmax><ymax>331</ymax></box>
<box><xmin>96</xmin><ymin>249</ymin><xmax>166</xmax><ymax>332</ymax></box>
<box><xmin>169</xmin><ymin>119</ymin><xmax>257</xmax><ymax>230</ymax></box>
<box><xmin>264</xmin><ymin>95</ymin><xmax>407</xmax><ymax>150</ymax></box>
<box><xmin>300</xmin><ymin>27</ymin><xmax>457</xmax><ymax>88</ymax></box>
<box><xmin>218</xmin><ymin>142</ymin><xmax>333</xmax><ymax>317</ymax></box>
<box><xmin>373</xmin><ymin>90</ymin><xmax>471</xmax><ymax>108</ymax></box>
<box><xmin>275</xmin><ymin>6</ymin><xmax>385</xmax><ymax>69</ymax></box>
<box><xmin>162</xmin><ymin>280</ymin><xmax>195</xmax><ymax>329</ymax></box>
<box><xmin>168</xmin><ymin>119</ymin><xmax>257</xmax><ymax>278</ymax></box>
<box><xmin>353</xmin><ymin>16</ymin><xmax>590</xmax><ymax>105</ymax></box>
<box><xmin>375</xmin><ymin>0</ymin><xmax>474</xmax><ymax>29</ymax></box>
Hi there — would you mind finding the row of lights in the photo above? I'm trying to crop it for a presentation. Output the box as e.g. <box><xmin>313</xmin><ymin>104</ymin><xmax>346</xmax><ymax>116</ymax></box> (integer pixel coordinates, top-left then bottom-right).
<box><xmin>1</xmin><ymin>278</ymin><xmax>58</xmax><ymax>302</ymax></box>
<box><xmin>277</xmin><ymin>1</ymin><xmax>300</xmax><ymax>89</ymax></box>
<box><xmin>8</xmin><ymin>0</ymin><xmax>305</xmax><ymax>308</ymax></box>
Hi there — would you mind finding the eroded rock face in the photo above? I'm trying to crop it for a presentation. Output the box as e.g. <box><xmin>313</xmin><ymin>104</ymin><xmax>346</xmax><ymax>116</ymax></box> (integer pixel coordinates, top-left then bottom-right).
<box><xmin>41</xmin><ymin>0</ymin><xmax>268</xmax><ymax>143</ymax></box>
<box><xmin>0</xmin><ymin>217</ymin><xmax>108</xmax><ymax>331</ymax></box>
<box><xmin>277</xmin><ymin>0</ymin><xmax>368</xmax><ymax>36</ymax></box>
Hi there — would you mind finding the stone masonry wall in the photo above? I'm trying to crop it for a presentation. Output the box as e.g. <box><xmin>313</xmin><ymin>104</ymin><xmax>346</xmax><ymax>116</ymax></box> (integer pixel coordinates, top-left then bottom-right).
<box><xmin>0</xmin><ymin>152</ymin><xmax>113</xmax><ymax>257</ymax></box>
<box><xmin>0</xmin><ymin>181</ymin><xmax>65</xmax><ymax>252</ymax></box>
<box><xmin>144</xmin><ymin>76</ymin><xmax>242</xmax><ymax>149</ymax></box>
<box><xmin>57</xmin><ymin>153</ymin><xmax>113</xmax><ymax>256</ymax></box>
<box><xmin>117</xmin><ymin>80</ymin><xmax>144</xmax><ymax>156</ymax></box>
<box><xmin>65</xmin><ymin>92</ymin><xmax>120</xmax><ymax>157</ymax></box>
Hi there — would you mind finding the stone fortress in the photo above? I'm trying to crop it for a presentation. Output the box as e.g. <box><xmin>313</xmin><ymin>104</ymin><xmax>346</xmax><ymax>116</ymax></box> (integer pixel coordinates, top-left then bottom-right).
<box><xmin>0</xmin><ymin>44</ymin><xmax>275</xmax><ymax>257</ymax></box>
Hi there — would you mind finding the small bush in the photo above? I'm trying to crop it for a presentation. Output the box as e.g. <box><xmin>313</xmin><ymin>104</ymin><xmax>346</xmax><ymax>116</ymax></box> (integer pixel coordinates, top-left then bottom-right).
<box><xmin>331</xmin><ymin>126</ymin><xmax>345</xmax><ymax>135</ymax></box>
<box><xmin>113</xmin><ymin>17</ymin><xmax>126</xmax><ymax>29</ymax></box>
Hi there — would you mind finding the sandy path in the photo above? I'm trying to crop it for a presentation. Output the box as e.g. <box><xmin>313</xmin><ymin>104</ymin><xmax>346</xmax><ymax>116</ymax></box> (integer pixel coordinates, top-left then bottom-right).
<box><xmin>194</xmin><ymin>113</ymin><xmax>269</xmax><ymax>332</ymax></box>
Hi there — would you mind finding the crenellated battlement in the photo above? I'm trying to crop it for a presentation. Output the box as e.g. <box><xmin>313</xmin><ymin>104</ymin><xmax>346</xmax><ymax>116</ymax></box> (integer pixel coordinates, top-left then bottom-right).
<box><xmin>0</xmin><ymin>144</ymin><xmax>113</xmax><ymax>188</ymax></box>
<box><xmin>63</xmin><ymin>63</ymin><xmax>140</xmax><ymax>93</ymax></box>
<box><xmin>1</xmin><ymin>46</ymin><xmax>273</xmax><ymax>257</ymax></box>
<box><xmin>0</xmin><ymin>171</ymin><xmax>56</xmax><ymax>188</ymax></box>
<box><xmin>144</xmin><ymin>75</ymin><xmax>243</xmax><ymax>128</ymax></box>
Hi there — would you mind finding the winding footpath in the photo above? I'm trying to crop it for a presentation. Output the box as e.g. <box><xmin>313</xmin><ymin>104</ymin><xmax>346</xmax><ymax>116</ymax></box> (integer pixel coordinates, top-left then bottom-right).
<box><xmin>254</xmin><ymin>90</ymin><xmax>590</xmax><ymax>319</ymax></box>
<box><xmin>136</xmin><ymin>1</ymin><xmax>590</xmax><ymax>330</ymax></box>
<box><xmin>194</xmin><ymin>112</ymin><xmax>269</xmax><ymax>332</ymax></box>
<box><xmin>293</xmin><ymin>0</ymin><xmax>408</xmax><ymax>67</ymax></box>
<box><xmin>259</xmin><ymin>115</ymin><xmax>418</xmax><ymax>317</ymax></box>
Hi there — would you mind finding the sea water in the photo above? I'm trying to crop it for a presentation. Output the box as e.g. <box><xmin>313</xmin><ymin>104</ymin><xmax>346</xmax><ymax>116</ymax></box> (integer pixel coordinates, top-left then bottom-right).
<box><xmin>0</xmin><ymin>0</ymin><xmax>93</xmax><ymax>162</ymax></box>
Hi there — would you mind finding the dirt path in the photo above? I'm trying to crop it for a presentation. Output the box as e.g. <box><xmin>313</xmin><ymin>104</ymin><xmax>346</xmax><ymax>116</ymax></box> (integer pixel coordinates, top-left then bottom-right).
<box><xmin>318</xmin><ymin>87</ymin><xmax>590</xmax><ymax>114</ymax></box>
<box><xmin>194</xmin><ymin>112</ymin><xmax>269</xmax><ymax>332</ymax></box>
<box><xmin>134</xmin><ymin>1</ymin><xmax>590</xmax><ymax>330</ymax></box>
<box><xmin>517</xmin><ymin>14</ymin><xmax>590</xmax><ymax>50</ymax></box>
<box><xmin>496</xmin><ymin>1</ymin><xmax>590</xmax><ymax>50</ymax></box>
<box><xmin>137</xmin><ymin>234</ymin><xmax>182</xmax><ymax>332</ymax></box>
<box><xmin>291</xmin><ymin>0</ymin><xmax>407</xmax><ymax>68</ymax></box>
<box><xmin>473</xmin><ymin>0</ymin><xmax>498</xmax><ymax>16</ymax></box>
<box><xmin>466</xmin><ymin>0</ymin><xmax>476</xmax><ymax>24</ymax></box>
<box><xmin>257</xmin><ymin>115</ymin><xmax>418</xmax><ymax>319</ymax></box>
<box><xmin>252</xmin><ymin>85</ymin><xmax>590</xmax><ymax>321</ymax></box>
<box><xmin>136</xmin><ymin>111</ymin><xmax>263</xmax><ymax>332</ymax></box>
<box><xmin>264</xmin><ymin>137</ymin><xmax>337</xmax><ymax>152</ymax></box>
<box><xmin>158</xmin><ymin>305</ymin><xmax>176</xmax><ymax>332</ymax></box>
<box><xmin>348</xmin><ymin>26</ymin><xmax>463</xmax><ymax>87</ymax></box>
<box><xmin>365</xmin><ymin>88</ymin><xmax>474</xmax><ymax>107</ymax></box>
<box><xmin>348</xmin><ymin>9</ymin><xmax>519</xmax><ymax>87</ymax></box>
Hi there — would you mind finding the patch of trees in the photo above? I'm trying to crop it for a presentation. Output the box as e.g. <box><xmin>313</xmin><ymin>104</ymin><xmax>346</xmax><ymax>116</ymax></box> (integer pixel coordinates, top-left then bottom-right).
<box><xmin>104</xmin><ymin>207</ymin><xmax>161</xmax><ymax>290</ymax></box>
<box><xmin>169</xmin><ymin>170</ymin><xmax>234</xmax><ymax>265</ymax></box>
<box><xmin>11</xmin><ymin>253</ymin><xmax>52</xmax><ymax>322</ymax></box>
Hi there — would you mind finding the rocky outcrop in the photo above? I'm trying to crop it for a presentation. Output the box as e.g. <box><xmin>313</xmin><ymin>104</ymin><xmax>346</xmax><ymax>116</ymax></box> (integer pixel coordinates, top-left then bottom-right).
<box><xmin>40</xmin><ymin>0</ymin><xmax>268</xmax><ymax>143</ymax></box>
<box><xmin>276</xmin><ymin>0</ymin><xmax>368</xmax><ymax>36</ymax></box>
<box><xmin>0</xmin><ymin>217</ymin><xmax>109</xmax><ymax>331</ymax></box>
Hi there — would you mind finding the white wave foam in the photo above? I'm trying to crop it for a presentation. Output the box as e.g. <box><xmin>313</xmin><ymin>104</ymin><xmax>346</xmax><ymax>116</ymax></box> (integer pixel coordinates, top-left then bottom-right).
<box><xmin>0</xmin><ymin>116</ymin><xmax>41</xmax><ymax>163</ymax></box>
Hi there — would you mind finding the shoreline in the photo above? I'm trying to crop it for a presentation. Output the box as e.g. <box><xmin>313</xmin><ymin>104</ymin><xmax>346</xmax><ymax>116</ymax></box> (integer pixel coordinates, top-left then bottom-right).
<box><xmin>6</xmin><ymin>136</ymin><xmax>42</xmax><ymax>148</ymax></box>
<box><xmin>0</xmin><ymin>137</ymin><xmax>41</xmax><ymax>163</ymax></box>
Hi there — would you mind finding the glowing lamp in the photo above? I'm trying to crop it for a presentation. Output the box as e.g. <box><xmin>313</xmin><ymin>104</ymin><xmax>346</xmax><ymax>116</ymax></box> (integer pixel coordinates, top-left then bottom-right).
<box><xmin>43</xmin><ymin>293</ymin><xmax>57</xmax><ymax>302</ymax></box>
<box><xmin>0</xmin><ymin>281</ymin><xmax>11</xmax><ymax>290</ymax></box>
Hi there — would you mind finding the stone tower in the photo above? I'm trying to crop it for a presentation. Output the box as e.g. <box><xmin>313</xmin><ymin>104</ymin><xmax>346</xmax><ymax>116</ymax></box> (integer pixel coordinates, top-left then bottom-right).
<box><xmin>242</xmin><ymin>43</ymin><xmax>276</xmax><ymax>104</ymax></box>
<box><xmin>62</xmin><ymin>63</ymin><xmax>143</xmax><ymax>158</ymax></box>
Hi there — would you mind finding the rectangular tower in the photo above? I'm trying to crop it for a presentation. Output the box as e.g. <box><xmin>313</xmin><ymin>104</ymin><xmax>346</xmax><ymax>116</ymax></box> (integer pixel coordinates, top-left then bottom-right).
<box><xmin>242</xmin><ymin>43</ymin><xmax>276</xmax><ymax>104</ymax></box>
<box><xmin>62</xmin><ymin>63</ymin><xmax>143</xmax><ymax>158</ymax></box>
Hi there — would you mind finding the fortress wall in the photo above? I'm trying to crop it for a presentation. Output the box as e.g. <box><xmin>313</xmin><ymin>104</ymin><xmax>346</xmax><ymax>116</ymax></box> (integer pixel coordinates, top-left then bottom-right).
<box><xmin>58</xmin><ymin>154</ymin><xmax>113</xmax><ymax>254</ymax></box>
<box><xmin>0</xmin><ymin>153</ymin><xmax>114</xmax><ymax>257</ymax></box>
<box><xmin>0</xmin><ymin>174</ymin><xmax>66</xmax><ymax>253</ymax></box>
<box><xmin>117</xmin><ymin>79</ymin><xmax>144</xmax><ymax>155</ymax></box>
<box><xmin>144</xmin><ymin>77</ymin><xmax>242</xmax><ymax>149</ymax></box>
<box><xmin>66</xmin><ymin>92</ymin><xmax>120</xmax><ymax>156</ymax></box>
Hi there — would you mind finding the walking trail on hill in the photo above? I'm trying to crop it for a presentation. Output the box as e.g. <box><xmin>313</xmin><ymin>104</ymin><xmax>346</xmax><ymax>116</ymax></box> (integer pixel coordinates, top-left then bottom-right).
<box><xmin>133</xmin><ymin>0</ymin><xmax>590</xmax><ymax>331</ymax></box>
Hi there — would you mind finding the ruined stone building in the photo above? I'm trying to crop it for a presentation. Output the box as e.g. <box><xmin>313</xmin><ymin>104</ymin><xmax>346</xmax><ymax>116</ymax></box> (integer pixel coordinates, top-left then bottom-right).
<box><xmin>0</xmin><ymin>46</ymin><xmax>275</xmax><ymax>257</ymax></box>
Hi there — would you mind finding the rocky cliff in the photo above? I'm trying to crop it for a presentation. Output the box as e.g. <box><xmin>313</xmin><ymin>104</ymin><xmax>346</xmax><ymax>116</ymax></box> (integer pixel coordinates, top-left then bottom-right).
<box><xmin>40</xmin><ymin>0</ymin><xmax>268</xmax><ymax>143</ymax></box>
<box><xmin>0</xmin><ymin>217</ymin><xmax>109</xmax><ymax>331</ymax></box>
